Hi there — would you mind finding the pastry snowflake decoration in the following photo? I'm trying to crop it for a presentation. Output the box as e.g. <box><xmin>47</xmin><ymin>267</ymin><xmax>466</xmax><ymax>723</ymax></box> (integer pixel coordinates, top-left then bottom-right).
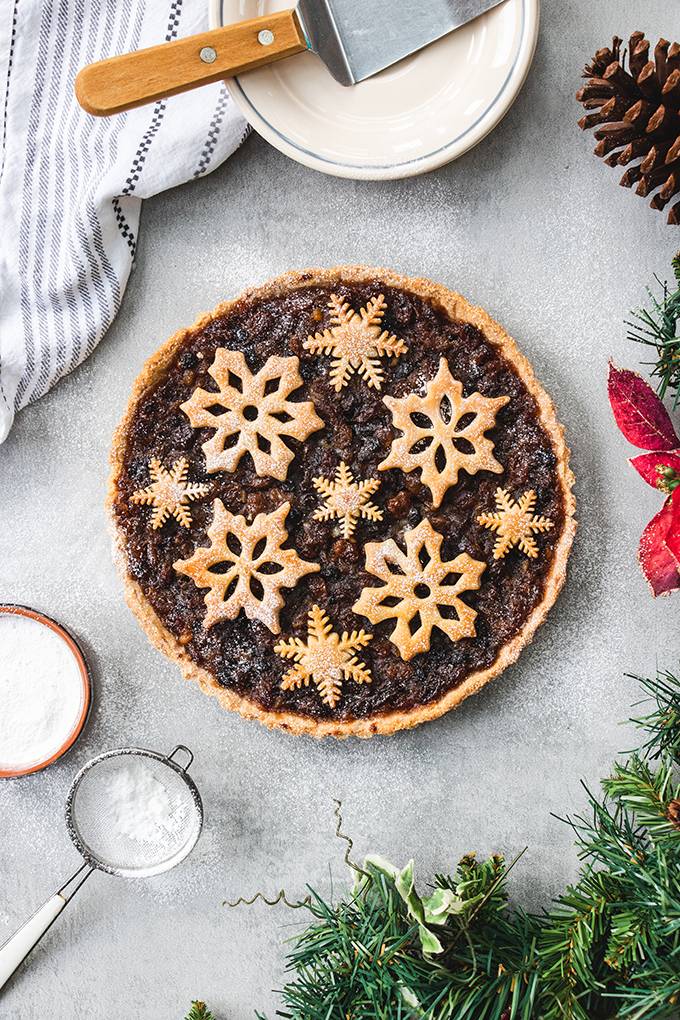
<box><xmin>274</xmin><ymin>604</ymin><xmax>372</xmax><ymax>709</ymax></box>
<box><xmin>353</xmin><ymin>518</ymin><xmax>486</xmax><ymax>661</ymax></box>
<box><xmin>174</xmin><ymin>499</ymin><xmax>319</xmax><ymax>633</ymax></box>
<box><xmin>379</xmin><ymin>358</ymin><xmax>509</xmax><ymax>508</ymax></box>
<box><xmin>130</xmin><ymin>457</ymin><xmax>209</xmax><ymax>529</ymax></box>
<box><xmin>477</xmin><ymin>488</ymin><xmax>554</xmax><ymax>560</ymax></box>
<box><xmin>180</xmin><ymin>349</ymin><xmax>324</xmax><ymax>480</ymax></box>
<box><xmin>312</xmin><ymin>461</ymin><xmax>383</xmax><ymax>539</ymax></box>
<box><xmin>304</xmin><ymin>293</ymin><xmax>407</xmax><ymax>391</ymax></box>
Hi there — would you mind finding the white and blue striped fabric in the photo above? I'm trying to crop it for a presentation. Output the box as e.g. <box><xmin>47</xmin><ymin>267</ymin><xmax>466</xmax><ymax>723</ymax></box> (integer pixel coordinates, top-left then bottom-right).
<box><xmin>0</xmin><ymin>0</ymin><xmax>247</xmax><ymax>443</ymax></box>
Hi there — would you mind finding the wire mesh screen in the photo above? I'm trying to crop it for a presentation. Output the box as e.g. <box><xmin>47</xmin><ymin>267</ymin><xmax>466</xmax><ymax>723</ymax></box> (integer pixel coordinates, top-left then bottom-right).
<box><xmin>68</xmin><ymin>753</ymin><xmax>201</xmax><ymax>876</ymax></box>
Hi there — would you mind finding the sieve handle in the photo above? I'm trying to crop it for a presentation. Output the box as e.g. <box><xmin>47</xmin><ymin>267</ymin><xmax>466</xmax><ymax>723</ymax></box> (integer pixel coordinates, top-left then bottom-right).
<box><xmin>0</xmin><ymin>864</ymin><xmax>92</xmax><ymax>993</ymax></box>
<box><xmin>166</xmin><ymin>745</ymin><xmax>194</xmax><ymax>771</ymax></box>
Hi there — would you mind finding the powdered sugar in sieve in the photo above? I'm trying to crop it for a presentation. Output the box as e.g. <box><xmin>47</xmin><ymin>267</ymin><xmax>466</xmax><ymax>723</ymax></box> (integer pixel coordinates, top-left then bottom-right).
<box><xmin>66</xmin><ymin>747</ymin><xmax>203</xmax><ymax>877</ymax></box>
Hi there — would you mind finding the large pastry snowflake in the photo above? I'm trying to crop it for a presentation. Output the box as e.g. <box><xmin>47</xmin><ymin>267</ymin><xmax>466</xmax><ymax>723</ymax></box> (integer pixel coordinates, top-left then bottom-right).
<box><xmin>379</xmin><ymin>358</ymin><xmax>509</xmax><ymax>508</ymax></box>
<box><xmin>477</xmin><ymin>488</ymin><xmax>554</xmax><ymax>559</ymax></box>
<box><xmin>174</xmin><ymin>499</ymin><xmax>319</xmax><ymax>633</ymax></box>
<box><xmin>304</xmin><ymin>294</ymin><xmax>407</xmax><ymax>391</ymax></box>
<box><xmin>130</xmin><ymin>457</ymin><xmax>209</xmax><ymax>529</ymax></box>
<box><xmin>312</xmin><ymin>461</ymin><xmax>383</xmax><ymax>539</ymax></box>
<box><xmin>274</xmin><ymin>604</ymin><xmax>372</xmax><ymax>709</ymax></box>
<box><xmin>353</xmin><ymin>518</ymin><xmax>486</xmax><ymax>661</ymax></box>
<box><xmin>180</xmin><ymin>349</ymin><xmax>324</xmax><ymax>480</ymax></box>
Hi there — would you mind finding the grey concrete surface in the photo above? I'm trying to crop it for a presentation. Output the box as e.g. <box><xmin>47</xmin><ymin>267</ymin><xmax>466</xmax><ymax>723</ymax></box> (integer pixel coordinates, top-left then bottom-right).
<box><xmin>1</xmin><ymin>2</ymin><xmax>679</xmax><ymax>1016</ymax></box>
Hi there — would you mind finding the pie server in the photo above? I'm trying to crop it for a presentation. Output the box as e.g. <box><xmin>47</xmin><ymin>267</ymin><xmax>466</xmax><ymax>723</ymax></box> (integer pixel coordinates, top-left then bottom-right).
<box><xmin>75</xmin><ymin>0</ymin><xmax>507</xmax><ymax>117</ymax></box>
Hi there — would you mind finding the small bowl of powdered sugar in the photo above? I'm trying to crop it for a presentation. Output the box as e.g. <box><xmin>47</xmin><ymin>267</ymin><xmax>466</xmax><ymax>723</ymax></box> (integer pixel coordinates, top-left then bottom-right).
<box><xmin>0</xmin><ymin>605</ymin><xmax>91</xmax><ymax>778</ymax></box>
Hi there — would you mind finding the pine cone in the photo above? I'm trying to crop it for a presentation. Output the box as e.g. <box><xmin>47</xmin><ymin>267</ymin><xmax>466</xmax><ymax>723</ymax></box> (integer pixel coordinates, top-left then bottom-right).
<box><xmin>668</xmin><ymin>797</ymin><xmax>680</xmax><ymax>830</ymax></box>
<box><xmin>576</xmin><ymin>33</ymin><xmax>680</xmax><ymax>224</ymax></box>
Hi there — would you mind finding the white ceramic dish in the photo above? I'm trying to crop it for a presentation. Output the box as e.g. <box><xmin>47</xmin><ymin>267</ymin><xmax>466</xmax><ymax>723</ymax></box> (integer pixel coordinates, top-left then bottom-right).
<box><xmin>210</xmin><ymin>0</ymin><xmax>539</xmax><ymax>180</ymax></box>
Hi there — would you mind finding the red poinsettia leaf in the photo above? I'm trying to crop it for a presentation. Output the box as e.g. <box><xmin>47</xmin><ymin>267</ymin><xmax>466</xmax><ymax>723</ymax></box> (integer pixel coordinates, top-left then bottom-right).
<box><xmin>664</xmin><ymin>487</ymin><xmax>680</xmax><ymax>567</ymax></box>
<box><xmin>639</xmin><ymin>499</ymin><xmax>680</xmax><ymax>596</ymax></box>
<box><xmin>629</xmin><ymin>451</ymin><xmax>680</xmax><ymax>488</ymax></box>
<box><xmin>608</xmin><ymin>363</ymin><xmax>680</xmax><ymax>451</ymax></box>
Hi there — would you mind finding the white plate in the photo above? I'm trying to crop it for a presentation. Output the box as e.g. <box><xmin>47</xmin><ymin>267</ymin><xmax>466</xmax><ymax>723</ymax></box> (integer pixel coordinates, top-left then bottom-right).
<box><xmin>210</xmin><ymin>0</ymin><xmax>539</xmax><ymax>180</ymax></box>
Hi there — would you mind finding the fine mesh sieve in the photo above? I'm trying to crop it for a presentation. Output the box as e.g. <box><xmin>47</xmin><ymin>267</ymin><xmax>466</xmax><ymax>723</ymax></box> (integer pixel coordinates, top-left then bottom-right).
<box><xmin>66</xmin><ymin>746</ymin><xmax>203</xmax><ymax>877</ymax></box>
<box><xmin>0</xmin><ymin>745</ymin><xmax>203</xmax><ymax>993</ymax></box>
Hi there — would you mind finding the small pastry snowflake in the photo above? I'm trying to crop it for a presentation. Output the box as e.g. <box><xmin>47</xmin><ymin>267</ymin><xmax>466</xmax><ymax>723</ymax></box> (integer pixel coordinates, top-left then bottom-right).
<box><xmin>274</xmin><ymin>604</ymin><xmax>372</xmax><ymax>709</ymax></box>
<box><xmin>312</xmin><ymin>461</ymin><xmax>383</xmax><ymax>539</ymax></box>
<box><xmin>477</xmin><ymin>488</ymin><xmax>554</xmax><ymax>559</ymax></box>
<box><xmin>304</xmin><ymin>293</ymin><xmax>407</xmax><ymax>391</ymax></box>
<box><xmin>130</xmin><ymin>457</ymin><xmax>209</xmax><ymax>529</ymax></box>
<box><xmin>174</xmin><ymin>500</ymin><xmax>319</xmax><ymax>632</ymax></box>
<box><xmin>353</xmin><ymin>518</ymin><xmax>486</xmax><ymax>661</ymax></box>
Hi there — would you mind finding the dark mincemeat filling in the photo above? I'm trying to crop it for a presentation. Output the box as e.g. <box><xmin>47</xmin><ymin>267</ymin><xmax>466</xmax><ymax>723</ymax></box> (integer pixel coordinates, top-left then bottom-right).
<box><xmin>113</xmin><ymin>280</ymin><xmax>565</xmax><ymax>721</ymax></box>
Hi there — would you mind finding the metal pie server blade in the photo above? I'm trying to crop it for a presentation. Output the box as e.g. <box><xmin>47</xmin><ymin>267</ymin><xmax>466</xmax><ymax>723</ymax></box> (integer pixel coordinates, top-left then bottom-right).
<box><xmin>297</xmin><ymin>0</ymin><xmax>508</xmax><ymax>86</ymax></box>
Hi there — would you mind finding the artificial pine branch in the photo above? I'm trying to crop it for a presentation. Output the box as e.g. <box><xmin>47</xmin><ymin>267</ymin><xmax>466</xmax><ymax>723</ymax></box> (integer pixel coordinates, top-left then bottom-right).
<box><xmin>603</xmin><ymin>755</ymin><xmax>678</xmax><ymax>844</ymax></box>
<box><xmin>249</xmin><ymin>669</ymin><xmax>680</xmax><ymax>1019</ymax></box>
<box><xmin>627</xmin><ymin>254</ymin><xmax>680</xmax><ymax>408</ymax></box>
<box><xmin>630</xmin><ymin>667</ymin><xmax>680</xmax><ymax>759</ymax></box>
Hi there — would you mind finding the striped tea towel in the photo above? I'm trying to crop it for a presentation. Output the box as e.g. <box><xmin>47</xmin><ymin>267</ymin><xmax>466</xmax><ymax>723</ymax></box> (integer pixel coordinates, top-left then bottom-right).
<box><xmin>0</xmin><ymin>0</ymin><xmax>248</xmax><ymax>443</ymax></box>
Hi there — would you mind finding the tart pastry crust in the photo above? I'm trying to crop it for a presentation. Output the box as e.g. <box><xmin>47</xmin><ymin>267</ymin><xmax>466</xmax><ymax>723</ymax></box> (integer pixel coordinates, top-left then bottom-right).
<box><xmin>109</xmin><ymin>266</ymin><xmax>576</xmax><ymax>739</ymax></box>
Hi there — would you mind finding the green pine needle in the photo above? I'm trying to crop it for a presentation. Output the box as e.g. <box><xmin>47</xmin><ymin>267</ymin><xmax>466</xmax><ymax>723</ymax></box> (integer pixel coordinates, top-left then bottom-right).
<box><xmin>627</xmin><ymin>254</ymin><xmax>680</xmax><ymax>408</ymax></box>
<box><xmin>629</xmin><ymin>669</ymin><xmax>680</xmax><ymax>762</ymax></box>
<box><xmin>184</xmin><ymin>1002</ymin><xmax>215</xmax><ymax>1020</ymax></box>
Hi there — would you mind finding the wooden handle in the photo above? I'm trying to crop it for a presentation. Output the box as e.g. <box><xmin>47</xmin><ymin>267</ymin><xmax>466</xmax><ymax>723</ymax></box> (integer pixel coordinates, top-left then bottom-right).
<box><xmin>75</xmin><ymin>10</ymin><xmax>307</xmax><ymax>116</ymax></box>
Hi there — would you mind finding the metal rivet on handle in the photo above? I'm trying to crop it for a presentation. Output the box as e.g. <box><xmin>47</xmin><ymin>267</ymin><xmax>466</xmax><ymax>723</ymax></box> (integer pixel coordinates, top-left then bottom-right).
<box><xmin>199</xmin><ymin>46</ymin><xmax>217</xmax><ymax>64</ymax></box>
<box><xmin>258</xmin><ymin>29</ymin><xmax>275</xmax><ymax>46</ymax></box>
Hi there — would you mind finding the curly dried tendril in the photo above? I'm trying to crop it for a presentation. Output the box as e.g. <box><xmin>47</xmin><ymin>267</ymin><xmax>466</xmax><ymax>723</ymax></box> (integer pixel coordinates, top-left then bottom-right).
<box><xmin>224</xmin><ymin>888</ymin><xmax>312</xmax><ymax>910</ymax></box>
<box><xmin>225</xmin><ymin>800</ymin><xmax>366</xmax><ymax>910</ymax></box>
<box><xmin>333</xmin><ymin>799</ymin><xmax>370</xmax><ymax>879</ymax></box>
